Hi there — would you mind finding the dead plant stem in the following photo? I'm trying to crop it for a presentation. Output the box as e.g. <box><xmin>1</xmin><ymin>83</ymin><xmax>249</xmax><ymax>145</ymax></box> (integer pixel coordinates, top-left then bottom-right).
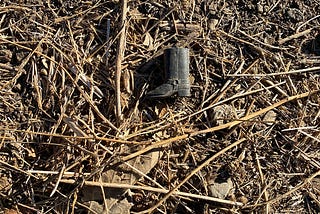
<box><xmin>115</xmin><ymin>0</ymin><xmax>128</xmax><ymax>121</ymax></box>
<box><xmin>59</xmin><ymin>179</ymin><xmax>243</xmax><ymax>207</ymax></box>
<box><xmin>139</xmin><ymin>138</ymin><xmax>246</xmax><ymax>213</ymax></box>
<box><xmin>246</xmin><ymin>169</ymin><xmax>320</xmax><ymax>208</ymax></box>
<box><xmin>226</xmin><ymin>66</ymin><xmax>320</xmax><ymax>77</ymax></box>
<box><xmin>120</xmin><ymin>90</ymin><xmax>318</xmax><ymax>162</ymax></box>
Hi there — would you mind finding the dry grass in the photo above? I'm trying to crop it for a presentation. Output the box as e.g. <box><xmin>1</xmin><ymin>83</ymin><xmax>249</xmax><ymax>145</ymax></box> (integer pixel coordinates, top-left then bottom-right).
<box><xmin>0</xmin><ymin>0</ymin><xmax>320</xmax><ymax>213</ymax></box>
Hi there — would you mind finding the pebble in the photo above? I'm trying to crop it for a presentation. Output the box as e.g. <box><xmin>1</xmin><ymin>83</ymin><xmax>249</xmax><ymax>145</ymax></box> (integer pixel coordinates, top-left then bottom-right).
<box><xmin>207</xmin><ymin>177</ymin><xmax>233</xmax><ymax>199</ymax></box>
<box><xmin>263</xmin><ymin>110</ymin><xmax>277</xmax><ymax>126</ymax></box>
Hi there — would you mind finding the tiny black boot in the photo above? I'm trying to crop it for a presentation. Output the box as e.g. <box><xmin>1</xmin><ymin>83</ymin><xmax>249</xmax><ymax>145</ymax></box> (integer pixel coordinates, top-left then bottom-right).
<box><xmin>147</xmin><ymin>47</ymin><xmax>191</xmax><ymax>98</ymax></box>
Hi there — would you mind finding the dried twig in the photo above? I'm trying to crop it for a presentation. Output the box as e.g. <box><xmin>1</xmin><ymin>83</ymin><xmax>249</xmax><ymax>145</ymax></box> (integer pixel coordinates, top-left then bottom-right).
<box><xmin>246</xmin><ymin>169</ymin><xmax>320</xmax><ymax>208</ymax></box>
<box><xmin>139</xmin><ymin>138</ymin><xmax>246</xmax><ymax>213</ymax></box>
<box><xmin>226</xmin><ymin>66</ymin><xmax>320</xmax><ymax>77</ymax></box>
<box><xmin>49</xmin><ymin>164</ymin><xmax>65</xmax><ymax>197</ymax></box>
<box><xmin>0</xmin><ymin>160</ymin><xmax>38</xmax><ymax>179</ymax></box>
<box><xmin>115</xmin><ymin>0</ymin><xmax>128</xmax><ymax>121</ymax></box>
<box><xmin>278</xmin><ymin>28</ymin><xmax>313</xmax><ymax>44</ymax></box>
<box><xmin>59</xmin><ymin>179</ymin><xmax>243</xmax><ymax>207</ymax></box>
<box><xmin>0</xmin><ymin>128</ymin><xmax>141</xmax><ymax>144</ymax></box>
<box><xmin>120</xmin><ymin>90</ymin><xmax>318</xmax><ymax>163</ymax></box>
<box><xmin>1</xmin><ymin>1</ymin><xmax>320</xmax><ymax>213</ymax></box>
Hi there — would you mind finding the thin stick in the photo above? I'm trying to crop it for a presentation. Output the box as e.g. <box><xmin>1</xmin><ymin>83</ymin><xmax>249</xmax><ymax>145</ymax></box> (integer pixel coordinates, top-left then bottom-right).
<box><xmin>0</xmin><ymin>136</ymin><xmax>14</xmax><ymax>141</ymax></box>
<box><xmin>255</xmin><ymin>152</ymin><xmax>270</xmax><ymax>213</ymax></box>
<box><xmin>50</xmin><ymin>164</ymin><xmax>65</xmax><ymax>197</ymax></box>
<box><xmin>281</xmin><ymin>126</ymin><xmax>318</xmax><ymax>131</ymax></box>
<box><xmin>297</xmin><ymin>14</ymin><xmax>320</xmax><ymax>32</ymax></box>
<box><xmin>139</xmin><ymin>138</ymin><xmax>246</xmax><ymax>213</ymax></box>
<box><xmin>278</xmin><ymin>28</ymin><xmax>313</xmax><ymax>44</ymax></box>
<box><xmin>105</xmin><ymin>18</ymin><xmax>111</xmax><ymax>68</ymax></box>
<box><xmin>238</xmin><ymin>29</ymin><xmax>288</xmax><ymax>50</ymax></box>
<box><xmin>120</xmin><ymin>90</ymin><xmax>318</xmax><ymax>162</ymax></box>
<box><xmin>246</xmin><ymin>169</ymin><xmax>320</xmax><ymax>208</ymax></box>
<box><xmin>298</xmin><ymin>130</ymin><xmax>320</xmax><ymax>143</ymax></box>
<box><xmin>115</xmin><ymin>0</ymin><xmax>127</xmax><ymax>121</ymax></box>
<box><xmin>121</xmin><ymin>134</ymin><xmax>188</xmax><ymax>162</ymax></box>
<box><xmin>27</xmin><ymin>170</ymin><xmax>90</xmax><ymax>176</ymax></box>
<box><xmin>0</xmin><ymin>160</ymin><xmax>38</xmax><ymax>179</ymax></box>
<box><xmin>0</xmin><ymin>128</ymin><xmax>142</xmax><ymax>145</ymax></box>
<box><xmin>59</xmin><ymin>179</ymin><xmax>243</xmax><ymax>206</ymax></box>
<box><xmin>226</xmin><ymin>66</ymin><xmax>320</xmax><ymax>77</ymax></box>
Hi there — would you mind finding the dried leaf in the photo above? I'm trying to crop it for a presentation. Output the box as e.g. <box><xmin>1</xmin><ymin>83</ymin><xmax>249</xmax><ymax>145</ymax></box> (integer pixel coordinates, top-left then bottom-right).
<box><xmin>0</xmin><ymin>175</ymin><xmax>11</xmax><ymax>192</ymax></box>
<box><xmin>87</xmin><ymin>199</ymin><xmax>132</xmax><ymax>214</ymax></box>
<box><xmin>109</xmin><ymin>198</ymin><xmax>132</xmax><ymax>214</ymax></box>
<box><xmin>82</xmin><ymin>148</ymin><xmax>162</xmax><ymax>213</ymax></box>
<box><xmin>4</xmin><ymin>209</ymin><xmax>20</xmax><ymax>214</ymax></box>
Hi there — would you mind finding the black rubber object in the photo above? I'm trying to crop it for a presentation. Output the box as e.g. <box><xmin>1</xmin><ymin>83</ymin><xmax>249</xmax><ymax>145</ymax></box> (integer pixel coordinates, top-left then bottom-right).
<box><xmin>147</xmin><ymin>47</ymin><xmax>191</xmax><ymax>98</ymax></box>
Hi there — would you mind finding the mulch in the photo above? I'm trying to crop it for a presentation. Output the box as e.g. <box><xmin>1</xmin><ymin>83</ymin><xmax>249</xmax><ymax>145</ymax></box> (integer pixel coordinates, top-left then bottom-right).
<box><xmin>0</xmin><ymin>0</ymin><xmax>320</xmax><ymax>213</ymax></box>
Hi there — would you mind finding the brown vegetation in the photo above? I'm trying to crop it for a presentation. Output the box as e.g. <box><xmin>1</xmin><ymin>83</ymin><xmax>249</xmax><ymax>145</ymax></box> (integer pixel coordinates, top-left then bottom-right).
<box><xmin>0</xmin><ymin>0</ymin><xmax>320</xmax><ymax>213</ymax></box>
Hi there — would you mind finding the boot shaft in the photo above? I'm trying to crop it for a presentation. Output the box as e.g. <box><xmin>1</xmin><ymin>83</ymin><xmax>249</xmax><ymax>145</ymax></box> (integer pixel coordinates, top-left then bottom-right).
<box><xmin>164</xmin><ymin>47</ymin><xmax>190</xmax><ymax>97</ymax></box>
<box><xmin>147</xmin><ymin>47</ymin><xmax>191</xmax><ymax>98</ymax></box>
<box><xmin>164</xmin><ymin>48</ymin><xmax>189</xmax><ymax>81</ymax></box>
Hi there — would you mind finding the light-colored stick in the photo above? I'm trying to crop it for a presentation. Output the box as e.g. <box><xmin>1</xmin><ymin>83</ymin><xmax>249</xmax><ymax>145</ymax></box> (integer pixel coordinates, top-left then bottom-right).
<box><xmin>226</xmin><ymin>66</ymin><xmax>320</xmax><ymax>77</ymax></box>
<box><xmin>115</xmin><ymin>0</ymin><xmax>127</xmax><ymax>121</ymax></box>
<box><xmin>121</xmin><ymin>90</ymin><xmax>318</xmax><ymax>163</ymax></box>
<box><xmin>59</xmin><ymin>179</ymin><xmax>243</xmax><ymax>207</ymax></box>
<box><xmin>278</xmin><ymin>28</ymin><xmax>313</xmax><ymax>44</ymax></box>
<box><xmin>139</xmin><ymin>138</ymin><xmax>246</xmax><ymax>213</ymax></box>
<box><xmin>27</xmin><ymin>170</ymin><xmax>90</xmax><ymax>176</ymax></box>
<box><xmin>246</xmin><ymin>169</ymin><xmax>320</xmax><ymax>208</ymax></box>
<box><xmin>50</xmin><ymin>164</ymin><xmax>65</xmax><ymax>197</ymax></box>
<box><xmin>0</xmin><ymin>128</ymin><xmax>141</xmax><ymax>144</ymax></box>
<box><xmin>0</xmin><ymin>160</ymin><xmax>38</xmax><ymax>179</ymax></box>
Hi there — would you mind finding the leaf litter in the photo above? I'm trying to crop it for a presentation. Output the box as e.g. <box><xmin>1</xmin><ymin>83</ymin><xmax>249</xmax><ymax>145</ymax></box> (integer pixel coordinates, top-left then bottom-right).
<box><xmin>0</xmin><ymin>0</ymin><xmax>320</xmax><ymax>213</ymax></box>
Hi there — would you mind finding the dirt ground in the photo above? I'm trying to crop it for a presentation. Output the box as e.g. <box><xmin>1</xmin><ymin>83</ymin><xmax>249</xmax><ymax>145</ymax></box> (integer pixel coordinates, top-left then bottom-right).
<box><xmin>0</xmin><ymin>0</ymin><xmax>320</xmax><ymax>213</ymax></box>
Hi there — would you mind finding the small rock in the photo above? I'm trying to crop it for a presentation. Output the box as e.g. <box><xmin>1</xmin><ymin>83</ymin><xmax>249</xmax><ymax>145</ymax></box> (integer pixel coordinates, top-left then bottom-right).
<box><xmin>263</xmin><ymin>110</ymin><xmax>277</xmax><ymax>126</ymax></box>
<box><xmin>238</xmin><ymin>195</ymin><xmax>249</xmax><ymax>204</ymax></box>
<box><xmin>257</xmin><ymin>3</ymin><xmax>264</xmax><ymax>13</ymax></box>
<box><xmin>209</xmin><ymin>19</ymin><xmax>219</xmax><ymax>31</ymax></box>
<box><xmin>211</xmin><ymin>104</ymin><xmax>235</xmax><ymax>125</ymax></box>
<box><xmin>207</xmin><ymin>177</ymin><xmax>233</xmax><ymax>199</ymax></box>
